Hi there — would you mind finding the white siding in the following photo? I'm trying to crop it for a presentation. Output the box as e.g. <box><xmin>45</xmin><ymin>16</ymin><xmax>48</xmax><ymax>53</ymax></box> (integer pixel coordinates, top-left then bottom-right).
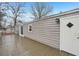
<box><xmin>15</xmin><ymin>8</ymin><xmax>79</xmax><ymax>55</ymax></box>
<box><xmin>23</xmin><ymin>18</ymin><xmax>60</xmax><ymax>49</ymax></box>
<box><xmin>60</xmin><ymin>13</ymin><xmax>79</xmax><ymax>55</ymax></box>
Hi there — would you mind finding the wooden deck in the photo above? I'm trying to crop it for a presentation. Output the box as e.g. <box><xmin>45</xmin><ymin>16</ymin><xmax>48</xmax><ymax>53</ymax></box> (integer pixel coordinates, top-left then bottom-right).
<box><xmin>0</xmin><ymin>34</ymin><xmax>74</xmax><ymax>56</ymax></box>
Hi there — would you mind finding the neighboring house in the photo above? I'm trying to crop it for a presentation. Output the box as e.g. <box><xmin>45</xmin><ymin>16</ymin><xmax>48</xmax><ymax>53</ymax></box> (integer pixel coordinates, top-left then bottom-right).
<box><xmin>15</xmin><ymin>8</ymin><xmax>79</xmax><ymax>56</ymax></box>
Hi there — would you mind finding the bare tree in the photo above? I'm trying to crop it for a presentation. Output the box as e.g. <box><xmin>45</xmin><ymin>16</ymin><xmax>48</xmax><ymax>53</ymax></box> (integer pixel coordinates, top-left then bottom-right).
<box><xmin>31</xmin><ymin>2</ymin><xmax>53</xmax><ymax>20</ymax></box>
<box><xmin>0</xmin><ymin>3</ymin><xmax>6</xmax><ymax>29</ymax></box>
<box><xmin>7</xmin><ymin>3</ymin><xmax>26</xmax><ymax>28</ymax></box>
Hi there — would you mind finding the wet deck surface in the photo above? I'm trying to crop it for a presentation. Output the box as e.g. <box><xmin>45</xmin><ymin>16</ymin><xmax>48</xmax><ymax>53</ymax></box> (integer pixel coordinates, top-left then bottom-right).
<box><xmin>0</xmin><ymin>34</ymin><xmax>73</xmax><ymax>56</ymax></box>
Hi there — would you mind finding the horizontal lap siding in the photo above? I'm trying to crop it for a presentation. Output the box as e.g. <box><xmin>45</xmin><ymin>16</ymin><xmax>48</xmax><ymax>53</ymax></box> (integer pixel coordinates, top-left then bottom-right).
<box><xmin>23</xmin><ymin>18</ymin><xmax>60</xmax><ymax>49</ymax></box>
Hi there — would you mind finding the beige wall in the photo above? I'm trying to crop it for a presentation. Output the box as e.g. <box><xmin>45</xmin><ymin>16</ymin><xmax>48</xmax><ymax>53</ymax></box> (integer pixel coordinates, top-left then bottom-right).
<box><xmin>23</xmin><ymin>18</ymin><xmax>60</xmax><ymax>49</ymax></box>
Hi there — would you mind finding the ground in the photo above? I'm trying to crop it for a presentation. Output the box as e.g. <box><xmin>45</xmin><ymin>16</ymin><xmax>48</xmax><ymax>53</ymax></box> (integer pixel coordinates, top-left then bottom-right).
<box><xmin>0</xmin><ymin>34</ymin><xmax>74</xmax><ymax>56</ymax></box>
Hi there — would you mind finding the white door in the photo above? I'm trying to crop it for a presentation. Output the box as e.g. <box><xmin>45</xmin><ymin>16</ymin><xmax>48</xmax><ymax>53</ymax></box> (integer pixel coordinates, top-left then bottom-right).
<box><xmin>60</xmin><ymin>15</ymin><xmax>79</xmax><ymax>56</ymax></box>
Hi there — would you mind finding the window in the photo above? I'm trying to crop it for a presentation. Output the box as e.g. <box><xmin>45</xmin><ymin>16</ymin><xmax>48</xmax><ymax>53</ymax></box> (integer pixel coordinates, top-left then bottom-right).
<box><xmin>28</xmin><ymin>24</ymin><xmax>32</xmax><ymax>32</ymax></box>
